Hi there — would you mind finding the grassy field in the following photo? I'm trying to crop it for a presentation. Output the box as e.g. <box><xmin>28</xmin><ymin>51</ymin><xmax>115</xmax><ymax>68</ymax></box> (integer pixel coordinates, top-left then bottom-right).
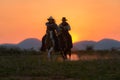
<box><xmin>0</xmin><ymin>52</ymin><xmax>120</xmax><ymax>80</ymax></box>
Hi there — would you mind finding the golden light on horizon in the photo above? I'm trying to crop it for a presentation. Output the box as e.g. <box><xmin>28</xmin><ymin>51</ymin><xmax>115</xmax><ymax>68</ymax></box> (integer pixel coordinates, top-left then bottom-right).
<box><xmin>70</xmin><ymin>33</ymin><xmax>80</xmax><ymax>43</ymax></box>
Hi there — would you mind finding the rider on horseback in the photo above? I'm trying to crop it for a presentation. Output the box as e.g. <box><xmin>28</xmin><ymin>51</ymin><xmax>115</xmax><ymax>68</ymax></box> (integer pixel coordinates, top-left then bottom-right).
<box><xmin>40</xmin><ymin>16</ymin><xmax>60</xmax><ymax>51</ymax></box>
<box><xmin>59</xmin><ymin>17</ymin><xmax>73</xmax><ymax>49</ymax></box>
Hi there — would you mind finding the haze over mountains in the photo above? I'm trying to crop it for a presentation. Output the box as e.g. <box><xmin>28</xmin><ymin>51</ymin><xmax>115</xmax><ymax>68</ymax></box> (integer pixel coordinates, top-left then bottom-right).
<box><xmin>0</xmin><ymin>38</ymin><xmax>120</xmax><ymax>51</ymax></box>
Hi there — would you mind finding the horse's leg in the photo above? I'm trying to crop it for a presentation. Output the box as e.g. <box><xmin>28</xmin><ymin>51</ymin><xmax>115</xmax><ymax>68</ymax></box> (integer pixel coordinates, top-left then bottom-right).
<box><xmin>48</xmin><ymin>47</ymin><xmax>54</xmax><ymax>61</ymax></box>
<box><xmin>63</xmin><ymin>50</ymin><xmax>68</xmax><ymax>60</ymax></box>
<box><xmin>50</xmin><ymin>31</ymin><xmax>55</xmax><ymax>47</ymax></box>
<box><xmin>63</xmin><ymin>49</ymin><xmax>72</xmax><ymax>61</ymax></box>
<box><xmin>60</xmin><ymin>51</ymin><xmax>66</xmax><ymax>61</ymax></box>
<box><xmin>68</xmin><ymin>50</ymin><xmax>71</xmax><ymax>60</ymax></box>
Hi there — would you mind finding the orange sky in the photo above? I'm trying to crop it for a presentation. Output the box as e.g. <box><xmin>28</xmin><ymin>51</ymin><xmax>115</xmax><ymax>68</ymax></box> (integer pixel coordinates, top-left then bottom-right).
<box><xmin>0</xmin><ymin>0</ymin><xmax>120</xmax><ymax>44</ymax></box>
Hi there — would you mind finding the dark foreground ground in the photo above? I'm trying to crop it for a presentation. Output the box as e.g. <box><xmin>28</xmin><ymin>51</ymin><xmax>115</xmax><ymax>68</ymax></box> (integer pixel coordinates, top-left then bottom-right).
<box><xmin>0</xmin><ymin>52</ymin><xmax>120</xmax><ymax>80</ymax></box>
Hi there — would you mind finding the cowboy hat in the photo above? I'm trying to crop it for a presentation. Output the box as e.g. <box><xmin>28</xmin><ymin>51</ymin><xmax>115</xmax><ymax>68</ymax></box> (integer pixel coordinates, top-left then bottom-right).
<box><xmin>62</xmin><ymin>17</ymin><xmax>67</xmax><ymax>21</ymax></box>
<box><xmin>48</xmin><ymin>16</ymin><xmax>54</xmax><ymax>20</ymax></box>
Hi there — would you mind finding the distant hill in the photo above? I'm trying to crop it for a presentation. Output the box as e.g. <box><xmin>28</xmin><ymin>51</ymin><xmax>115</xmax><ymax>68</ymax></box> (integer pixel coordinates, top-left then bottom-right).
<box><xmin>73</xmin><ymin>38</ymin><xmax>120</xmax><ymax>50</ymax></box>
<box><xmin>0</xmin><ymin>43</ymin><xmax>18</xmax><ymax>48</ymax></box>
<box><xmin>0</xmin><ymin>38</ymin><xmax>42</xmax><ymax>51</ymax></box>
<box><xmin>94</xmin><ymin>39</ymin><xmax>120</xmax><ymax>50</ymax></box>
<box><xmin>73</xmin><ymin>41</ymin><xmax>96</xmax><ymax>50</ymax></box>
<box><xmin>18</xmin><ymin>38</ymin><xmax>42</xmax><ymax>51</ymax></box>
<box><xmin>0</xmin><ymin>38</ymin><xmax>120</xmax><ymax>51</ymax></box>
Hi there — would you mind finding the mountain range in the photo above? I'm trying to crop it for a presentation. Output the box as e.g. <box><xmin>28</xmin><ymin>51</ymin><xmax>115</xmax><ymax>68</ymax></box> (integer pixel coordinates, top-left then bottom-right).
<box><xmin>1</xmin><ymin>38</ymin><xmax>120</xmax><ymax>51</ymax></box>
<box><xmin>73</xmin><ymin>39</ymin><xmax>120</xmax><ymax>50</ymax></box>
<box><xmin>0</xmin><ymin>38</ymin><xmax>42</xmax><ymax>51</ymax></box>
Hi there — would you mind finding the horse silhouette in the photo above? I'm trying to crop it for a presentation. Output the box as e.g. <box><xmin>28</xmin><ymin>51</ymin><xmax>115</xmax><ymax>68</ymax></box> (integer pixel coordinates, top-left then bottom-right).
<box><xmin>43</xmin><ymin>28</ymin><xmax>72</xmax><ymax>61</ymax></box>
<box><xmin>44</xmin><ymin>30</ymin><xmax>56</xmax><ymax>60</ymax></box>
<box><xmin>58</xmin><ymin>27</ymin><xmax>72</xmax><ymax>60</ymax></box>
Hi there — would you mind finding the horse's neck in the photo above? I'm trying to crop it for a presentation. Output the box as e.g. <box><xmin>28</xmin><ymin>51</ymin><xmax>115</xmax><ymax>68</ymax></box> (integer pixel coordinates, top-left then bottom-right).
<box><xmin>46</xmin><ymin>30</ymin><xmax>55</xmax><ymax>48</ymax></box>
<box><xmin>47</xmin><ymin>30</ymin><xmax>54</xmax><ymax>36</ymax></box>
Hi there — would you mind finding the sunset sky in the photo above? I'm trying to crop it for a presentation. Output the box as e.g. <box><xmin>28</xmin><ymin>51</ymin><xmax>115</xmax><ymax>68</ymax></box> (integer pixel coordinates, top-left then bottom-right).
<box><xmin>0</xmin><ymin>0</ymin><xmax>120</xmax><ymax>44</ymax></box>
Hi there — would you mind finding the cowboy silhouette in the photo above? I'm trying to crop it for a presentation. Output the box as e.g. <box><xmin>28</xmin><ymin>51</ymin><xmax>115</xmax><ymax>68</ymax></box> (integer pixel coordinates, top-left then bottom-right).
<box><xmin>59</xmin><ymin>17</ymin><xmax>73</xmax><ymax>48</ymax></box>
<box><xmin>40</xmin><ymin>16</ymin><xmax>60</xmax><ymax>51</ymax></box>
